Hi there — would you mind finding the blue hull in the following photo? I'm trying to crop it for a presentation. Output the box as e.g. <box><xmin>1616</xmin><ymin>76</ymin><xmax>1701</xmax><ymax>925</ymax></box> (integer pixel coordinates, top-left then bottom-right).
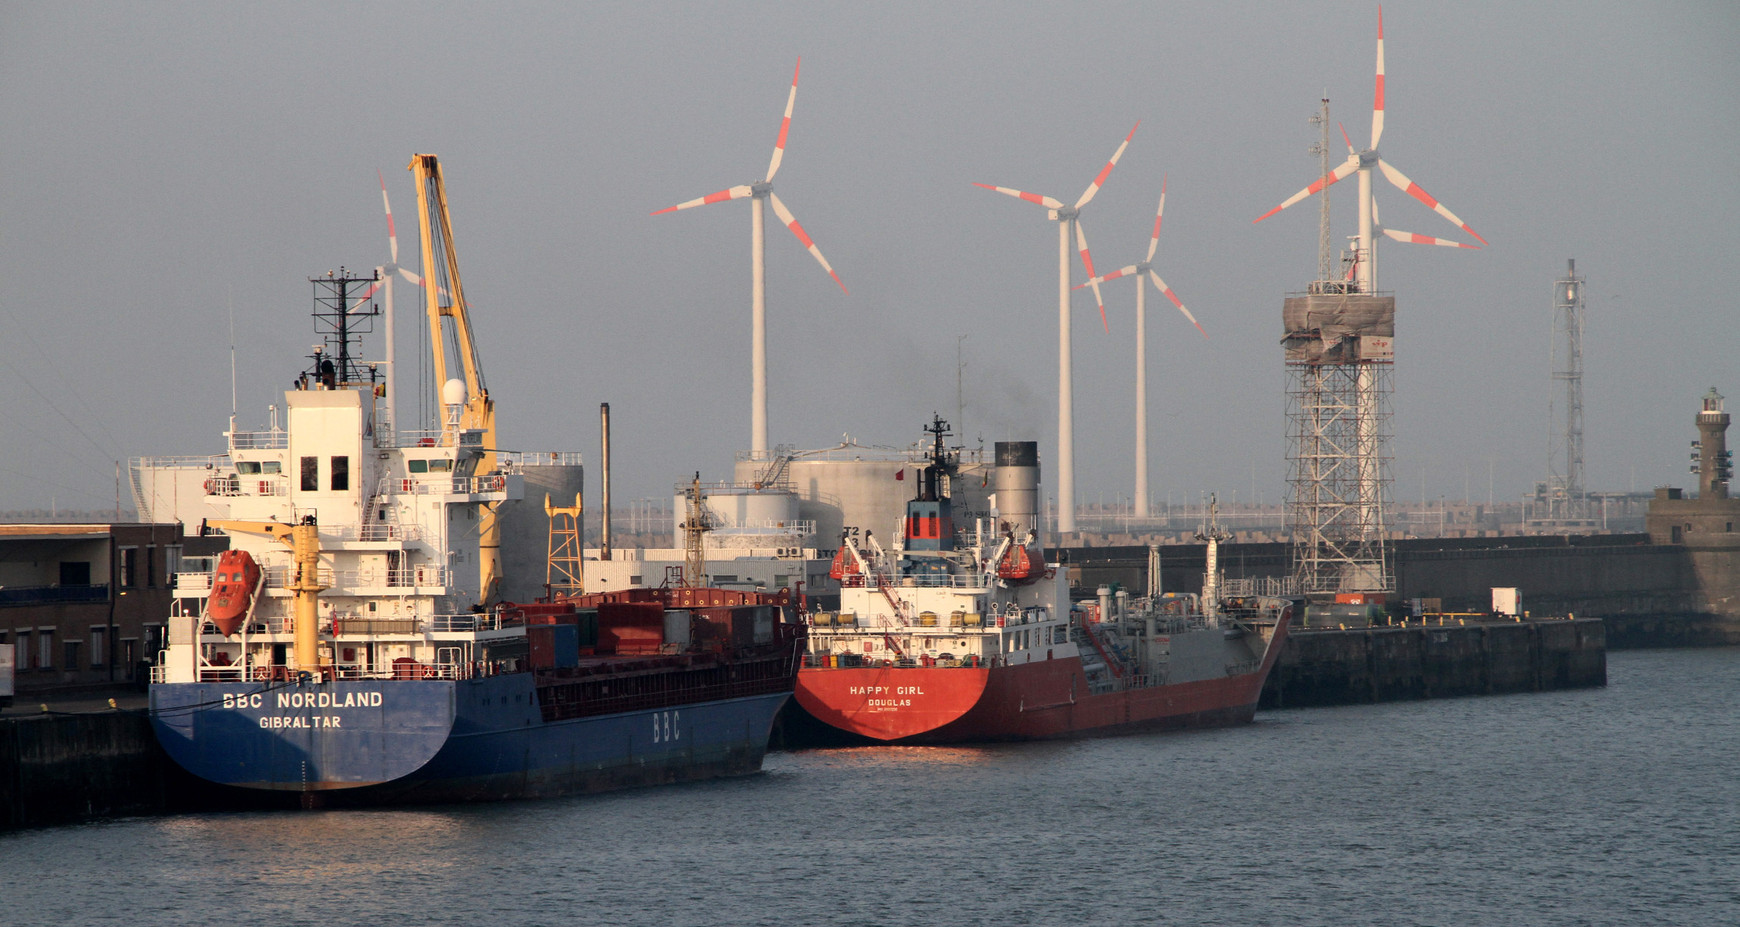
<box><xmin>150</xmin><ymin>674</ymin><xmax>789</xmax><ymax>804</ymax></box>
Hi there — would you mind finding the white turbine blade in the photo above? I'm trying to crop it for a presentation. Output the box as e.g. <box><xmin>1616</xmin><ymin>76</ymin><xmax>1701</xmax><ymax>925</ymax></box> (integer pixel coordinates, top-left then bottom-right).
<box><xmin>768</xmin><ymin>192</ymin><xmax>847</xmax><ymax>294</ymax></box>
<box><xmin>1381</xmin><ymin>227</ymin><xmax>1479</xmax><ymax>249</ymax></box>
<box><xmin>651</xmin><ymin>185</ymin><xmax>755</xmax><ymax>216</ymax></box>
<box><xmin>1372</xmin><ymin>5</ymin><xmax>1387</xmax><ymax>150</ymax></box>
<box><xmin>1254</xmin><ymin>155</ymin><xmax>1358</xmax><ymax>223</ymax></box>
<box><xmin>972</xmin><ymin>183</ymin><xmax>1063</xmax><ymax>210</ymax></box>
<box><xmin>1075</xmin><ymin>221</ymin><xmax>1108</xmax><ymax>333</ymax></box>
<box><xmin>1149</xmin><ymin>270</ymin><xmax>1206</xmax><ymax>339</ymax></box>
<box><xmin>1146</xmin><ymin>177</ymin><xmax>1167</xmax><ymax>262</ymax></box>
<box><xmin>1377</xmin><ymin>158</ymin><xmax>1487</xmax><ymax>244</ymax></box>
<box><xmin>1073</xmin><ymin>120</ymin><xmax>1139</xmax><ymax>210</ymax></box>
<box><xmin>766</xmin><ymin>58</ymin><xmax>800</xmax><ymax>182</ymax></box>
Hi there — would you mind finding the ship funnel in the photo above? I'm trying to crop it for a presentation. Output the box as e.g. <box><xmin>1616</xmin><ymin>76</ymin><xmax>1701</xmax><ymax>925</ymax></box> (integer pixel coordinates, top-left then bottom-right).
<box><xmin>993</xmin><ymin>441</ymin><xmax>1041</xmax><ymax>536</ymax></box>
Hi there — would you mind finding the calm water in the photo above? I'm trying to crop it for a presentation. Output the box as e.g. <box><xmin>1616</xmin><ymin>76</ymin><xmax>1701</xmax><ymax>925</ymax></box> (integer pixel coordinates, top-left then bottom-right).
<box><xmin>5</xmin><ymin>649</ymin><xmax>1737</xmax><ymax>927</ymax></box>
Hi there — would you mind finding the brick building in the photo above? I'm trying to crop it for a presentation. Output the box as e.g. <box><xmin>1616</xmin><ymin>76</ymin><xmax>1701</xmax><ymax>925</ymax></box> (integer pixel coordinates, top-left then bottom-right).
<box><xmin>0</xmin><ymin>523</ymin><xmax>181</xmax><ymax>692</ymax></box>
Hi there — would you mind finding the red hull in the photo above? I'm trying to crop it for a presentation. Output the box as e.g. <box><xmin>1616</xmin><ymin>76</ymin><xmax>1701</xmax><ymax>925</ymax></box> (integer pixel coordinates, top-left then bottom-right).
<box><xmin>795</xmin><ymin>612</ymin><xmax>1292</xmax><ymax>744</ymax></box>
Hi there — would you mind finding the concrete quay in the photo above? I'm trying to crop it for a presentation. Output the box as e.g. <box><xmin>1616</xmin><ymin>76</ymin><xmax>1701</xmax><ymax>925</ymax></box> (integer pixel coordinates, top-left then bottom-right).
<box><xmin>1262</xmin><ymin>617</ymin><xmax>1607</xmax><ymax>709</ymax></box>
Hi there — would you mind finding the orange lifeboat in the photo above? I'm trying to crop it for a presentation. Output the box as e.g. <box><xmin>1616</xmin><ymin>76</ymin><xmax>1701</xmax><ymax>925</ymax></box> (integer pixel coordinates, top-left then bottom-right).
<box><xmin>828</xmin><ymin>546</ymin><xmax>855</xmax><ymax>581</ymax></box>
<box><xmin>208</xmin><ymin>549</ymin><xmax>262</xmax><ymax>636</ymax></box>
<box><xmin>995</xmin><ymin>543</ymin><xmax>1043</xmax><ymax>585</ymax></box>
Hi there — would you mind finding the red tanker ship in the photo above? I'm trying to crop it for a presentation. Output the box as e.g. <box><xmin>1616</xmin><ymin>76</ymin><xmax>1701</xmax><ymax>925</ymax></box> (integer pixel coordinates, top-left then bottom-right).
<box><xmin>792</xmin><ymin>419</ymin><xmax>1292</xmax><ymax>744</ymax></box>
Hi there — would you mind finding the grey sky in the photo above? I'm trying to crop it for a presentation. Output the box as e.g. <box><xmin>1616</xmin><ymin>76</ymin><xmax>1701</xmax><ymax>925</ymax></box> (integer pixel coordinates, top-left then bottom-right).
<box><xmin>3</xmin><ymin>1</ymin><xmax>1736</xmax><ymax>515</ymax></box>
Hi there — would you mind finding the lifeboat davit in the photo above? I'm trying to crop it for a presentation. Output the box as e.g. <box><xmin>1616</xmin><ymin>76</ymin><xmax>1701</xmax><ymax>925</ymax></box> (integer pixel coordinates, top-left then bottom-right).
<box><xmin>207</xmin><ymin>549</ymin><xmax>262</xmax><ymax>636</ymax></box>
<box><xmin>995</xmin><ymin>543</ymin><xmax>1043</xmax><ymax>585</ymax></box>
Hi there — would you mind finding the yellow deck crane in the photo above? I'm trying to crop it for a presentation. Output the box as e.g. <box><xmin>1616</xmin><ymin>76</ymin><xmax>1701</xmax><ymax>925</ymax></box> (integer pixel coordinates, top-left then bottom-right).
<box><xmin>209</xmin><ymin>518</ymin><xmax>326</xmax><ymax>672</ymax></box>
<box><xmin>409</xmin><ymin>154</ymin><xmax>504</xmax><ymax>605</ymax></box>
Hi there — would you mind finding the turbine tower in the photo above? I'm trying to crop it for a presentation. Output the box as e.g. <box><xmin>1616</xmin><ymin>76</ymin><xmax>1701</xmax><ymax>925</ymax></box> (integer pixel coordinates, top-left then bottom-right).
<box><xmin>653</xmin><ymin>58</ymin><xmax>848</xmax><ymax>457</ymax></box>
<box><xmin>1078</xmin><ymin>179</ymin><xmax>1207</xmax><ymax>518</ymax></box>
<box><xmin>1255</xmin><ymin>6</ymin><xmax>1484</xmax><ymax>597</ymax></box>
<box><xmin>976</xmin><ymin>122</ymin><xmax>1138</xmax><ymax>535</ymax></box>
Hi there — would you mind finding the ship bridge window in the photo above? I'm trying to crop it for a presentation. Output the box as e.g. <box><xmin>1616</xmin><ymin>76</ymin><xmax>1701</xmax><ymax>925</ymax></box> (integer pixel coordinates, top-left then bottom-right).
<box><xmin>409</xmin><ymin>459</ymin><xmax>428</xmax><ymax>473</ymax></box>
<box><xmin>300</xmin><ymin>456</ymin><xmax>318</xmax><ymax>491</ymax></box>
<box><xmin>330</xmin><ymin>455</ymin><xmax>350</xmax><ymax>491</ymax></box>
<box><xmin>237</xmin><ymin>461</ymin><xmax>262</xmax><ymax>475</ymax></box>
<box><xmin>262</xmin><ymin>460</ymin><xmax>281</xmax><ymax>474</ymax></box>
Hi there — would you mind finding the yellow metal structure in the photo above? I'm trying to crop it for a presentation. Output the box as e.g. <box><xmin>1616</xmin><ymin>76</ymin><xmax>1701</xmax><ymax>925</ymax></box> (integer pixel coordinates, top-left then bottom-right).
<box><xmin>211</xmin><ymin>518</ymin><xmax>327</xmax><ymax>671</ymax></box>
<box><xmin>409</xmin><ymin>153</ymin><xmax>503</xmax><ymax>604</ymax></box>
<box><xmin>544</xmin><ymin>493</ymin><xmax>585</xmax><ymax>598</ymax></box>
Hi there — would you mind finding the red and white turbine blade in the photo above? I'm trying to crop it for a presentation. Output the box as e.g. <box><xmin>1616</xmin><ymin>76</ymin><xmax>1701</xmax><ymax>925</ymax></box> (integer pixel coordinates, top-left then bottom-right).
<box><xmin>1372</xmin><ymin>5</ymin><xmax>1386</xmax><ymax>150</ymax></box>
<box><xmin>768</xmin><ymin>192</ymin><xmax>847</xmax><ymax>294</ymax></box>
<box><xmin>1254</xmin><ymin>155</ymin><xmax>1358</xmax><ymax>223</ymax></box>
<box><xmin>1073</xmin><ymin>120</ymin><xmax>1139</xmax><ymax>210</ymax></box>
<box><xmin>1376</xmin><ymin>158</ymin><xmax>1487</xmax><ymax>244</ymax></box>
<box><xmin>349</xmin><ymin>279</ymin><xmax>383</xmax><ymax>313</ymax></box>
<box><xmin>1149</xmin><ymin>270</ymin><xmax>1206</xmax><ymax>339</ymax></box>
<box><xmin>1381</xmin><ymin>227</ymin><xmax>1479</xmax><ymax>249</ymax></box>
<box><xmin>378</xmin><ymin>169</ymin><xmax>399</xmax><ymax>264</ymax></box>
<box><xmin>1146</xmin><ymin>177</ymin><xmax>1167</xmax><ymax>262</ymax></box>
<box><xmin>651</xmin><ymin>185</ymin><xmax>755</xmax><ymax>216</ymax></box>
<box><xmin>972</xmin><ymin>183</ymin><xmax>1062</xmax><ymax>210</ymax></box>
<box><xmin>399</xmin><ymin>267</ymin><xmax>449</xmax><ymax>302</ymax></box>
<box><xmin>1340</xmin><ymin>121</ymin><xmax>1355</xmax><ymax>154</ymax></box>
<box><xmin>766</xmin><ymin>58</ymin><xmax>800</xmax><ymax>183</ymax></box>
<box><xmin>1073</xmin><ymin>265</ymin><xmax>1138</xmax><ymax>290</ymax></box>
<box><xmin>1075</xmin><ymin>222</ymin><xmax>1108</xmax><ymax>333</ymax></box>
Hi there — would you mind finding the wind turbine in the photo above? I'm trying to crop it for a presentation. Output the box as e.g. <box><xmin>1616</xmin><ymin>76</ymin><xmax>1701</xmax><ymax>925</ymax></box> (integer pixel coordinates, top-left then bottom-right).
<box><xmin>976</xmin><ymin>121</ymin><xmax>1138</xmax><ymax>535</ymax></box>
<box><xmin>1254</xmin><ymin>5</ymin><xmax>1484</xmax><ymax>291</ymax></box>
<box><xmin>1077</xmin><ymin>179</ymin><xmax>1206</xmax><ymax>517</ymax></box>
<box><xmin>652</xmin><ymin>58</ymin><xmax>847</xmax><ymax>456</ymax></box>
<box><xmin>349</xmin><ymin>170</ymin><xmax>437</xmax><ymax>435</ymax></box>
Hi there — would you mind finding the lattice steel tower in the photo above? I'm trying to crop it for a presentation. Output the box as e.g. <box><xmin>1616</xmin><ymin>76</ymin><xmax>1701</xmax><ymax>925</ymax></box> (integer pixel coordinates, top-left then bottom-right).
<box><xmin>1547</xmin><ymin>259</ymin><xmax>1585</xmax><ymax>509</ymax></box>
<box><xmin>1283</xmin><ymin>97</ymin><xmax>1394</xmax><ymax>597</ymax></box>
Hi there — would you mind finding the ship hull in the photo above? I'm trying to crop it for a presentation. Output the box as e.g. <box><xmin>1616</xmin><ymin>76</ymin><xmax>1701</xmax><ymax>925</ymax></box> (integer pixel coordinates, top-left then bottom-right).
<box><xmin>150</xmin><ymin>675</ymin><xmax>789</xmax><ymax>804</ymax></box>
<box><xmin>793</xmin><ymin>615</ymin><xmax>1290</xmax><ymax>745</ymax></box>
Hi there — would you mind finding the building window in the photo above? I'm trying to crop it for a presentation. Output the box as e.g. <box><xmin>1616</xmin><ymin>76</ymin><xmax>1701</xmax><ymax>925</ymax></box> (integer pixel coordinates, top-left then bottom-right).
<box><xmin>15</xmin><ymin>632</ymin><xmax>29</xmax><ymax>669</ymax></box>
<box><xmin>38</xmin><ymin>630</ymin><xmax>54</xmax><ymax>670</ymax></box>
<box><xmin>301</xmin><ymin>456</ymin><xmax>319</xmax><ymax>491</ymax></box>
<box><xmin>331</xmin><ymin>455</ymin><xmax>350</xmax><ymax>491</ymax></box>
<box><xmin>64</xmin><ymin>640</ymin><xmax>80</xmax><ymax>671</ymax></box>
<box><xmin>119</xmin><ymin>547</ymin><xmax>138</xmax><ymax>587</ymax></box>
<box><xmin>147</xmin><ymin>545</ymin><xmax>158</xmax><ymax>587</ymax></box>
<box><xmin>91</xmin><ymin>627</ymin><xmax>106</xmax><ymax>666</ymax></box>
<box><xmin>166</xmin><ymin>545</ymin><xmax>184</xmax><ymax>582</ymax></box>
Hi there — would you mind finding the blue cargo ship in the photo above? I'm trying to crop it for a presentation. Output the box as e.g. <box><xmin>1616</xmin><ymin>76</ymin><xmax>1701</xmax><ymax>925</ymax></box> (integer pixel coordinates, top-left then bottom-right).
<box><xmin>145</xmin><ymin>156</ymin><xmax>802</xmax><ymax>804</ymax></box>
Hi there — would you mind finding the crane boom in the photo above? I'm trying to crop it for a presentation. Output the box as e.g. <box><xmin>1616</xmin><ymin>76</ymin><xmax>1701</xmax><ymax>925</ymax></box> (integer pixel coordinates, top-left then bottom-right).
<box><xmin>409</xmin><ymin>153</ymin><xmax>504</xmax><ymax>604</ymax></box>
<box><xmin>210</xmin><ymin>518</ymin><xmax>326</xmax><ymax>671</ymax></box>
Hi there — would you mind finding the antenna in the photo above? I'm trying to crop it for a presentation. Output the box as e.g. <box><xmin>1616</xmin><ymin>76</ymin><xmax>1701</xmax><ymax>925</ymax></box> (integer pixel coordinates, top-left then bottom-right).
<box><xmin>228</xmin><ymin>285</ymin><xmax>238</xmax><ymax>417</ymax></box>
<box><xmin>1307</xmin><ymin>96</ymin><xmax>1333</xmax><ymax>284</ymax></box>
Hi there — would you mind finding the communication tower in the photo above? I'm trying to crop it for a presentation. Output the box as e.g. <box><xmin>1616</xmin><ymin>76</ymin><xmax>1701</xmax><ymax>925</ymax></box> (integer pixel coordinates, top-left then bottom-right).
<box><xmin>1548</xmin><ymin>259</ymin><xmax>1585</xmax><ymax>506</ymax></box>
<box><xmin>1283</xmin><ymin>101</ymin><xmax>1394</xmax><ymax>597</ymax></box>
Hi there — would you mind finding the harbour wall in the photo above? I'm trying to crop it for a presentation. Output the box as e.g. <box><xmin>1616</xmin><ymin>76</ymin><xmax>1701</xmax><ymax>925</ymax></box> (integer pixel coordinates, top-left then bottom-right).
<box><xmin>1062</xmin><ymin>534</ymin><xmax>1740</xmax><ymax>647</ymax></box>
<box><xmin>1261</xmin><ymin>618</ymin><xmax>1607</xmax><ymax>709</ymax></box>
<box><xmin>1</xmin><ymin>710</ymin><xmax>169</xmax><ymax>830</ymax></box>
<box><xmin>0</xmin><ymin>709</ymin><xmax>268</xmax><ymax>831</ymax></box>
